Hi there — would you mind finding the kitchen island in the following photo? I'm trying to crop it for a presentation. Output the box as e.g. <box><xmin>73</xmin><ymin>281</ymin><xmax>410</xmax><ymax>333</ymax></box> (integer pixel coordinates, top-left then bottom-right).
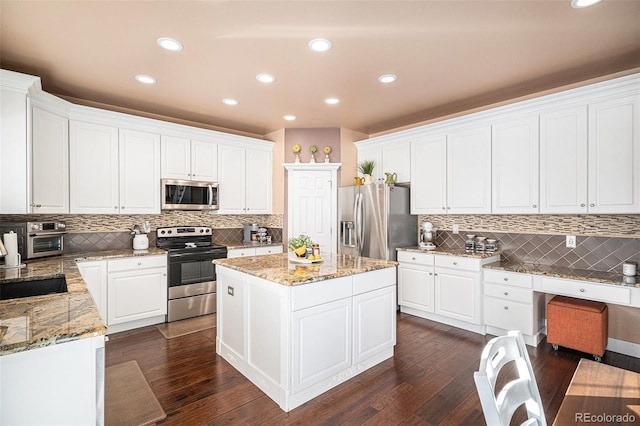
<box><xmin>214</xmin><ymin>252</ymin><xmax>398</xmax><ymax>412</ymax></box>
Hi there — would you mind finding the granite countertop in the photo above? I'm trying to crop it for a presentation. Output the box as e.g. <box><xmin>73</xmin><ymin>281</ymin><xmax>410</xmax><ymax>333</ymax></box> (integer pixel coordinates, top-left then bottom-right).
<box><xmin>215</xmin><ymin>252</ymin><xmax>397</xmax><ymax>286</ymax></box>
<box><xmin>484</xmin><ymin>260</ymin><xmax>640</xmax><ymax>288</ymax></box>
<box><xmin>397</xmin><ymin>246</ymin><xmax>501</xmax><ymax>259</ymax></box>
<box><xmin>226</xmin><ymin>242</ymin><xmax>284</xmax><ymax>250</ymax></box>
<box><xmin>0</xmin><ymin>247</ymin><xmax>166</xmax><ymax>356</ymax></box>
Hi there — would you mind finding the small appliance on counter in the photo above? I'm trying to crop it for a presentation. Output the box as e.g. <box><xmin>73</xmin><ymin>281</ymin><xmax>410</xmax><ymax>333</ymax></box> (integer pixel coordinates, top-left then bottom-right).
<box><xmin>419</xmin><ymin>222</ymin><xmax>437</xmax><ymax>250</ymax></box>
<box><xmin>130</xmin><ymin>221</ymin><xmax>150</xmax><ymax>250</ymax></box>
<box><xmin>0</xmin><ymin>221</ymin><xmax>66</xmax><ymax>260</ymax></box>
<box><xmin>243</xmin><ymin>223</ymin><xmax>259</xmax><ymax>243</ymax></box>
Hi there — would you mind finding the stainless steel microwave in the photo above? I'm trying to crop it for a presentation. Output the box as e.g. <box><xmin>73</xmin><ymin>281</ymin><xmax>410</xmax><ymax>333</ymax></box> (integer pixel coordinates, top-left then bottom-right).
<box><xmin>161</xmin><ymin>179</ymin><xmax>219</xmax><ymax>211</ymax></box>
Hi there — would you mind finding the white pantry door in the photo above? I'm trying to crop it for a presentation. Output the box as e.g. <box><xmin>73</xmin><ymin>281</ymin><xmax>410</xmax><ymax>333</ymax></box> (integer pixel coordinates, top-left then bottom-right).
<box><xmin>290</xmin><ymin>170</ymin><xmax>333</xmax><ymax>252</ymax></box>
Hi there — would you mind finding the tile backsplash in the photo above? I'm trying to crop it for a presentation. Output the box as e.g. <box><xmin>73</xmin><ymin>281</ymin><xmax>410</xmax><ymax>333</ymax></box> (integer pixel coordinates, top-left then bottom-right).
<box><xmin>421</xmin><ymin>212</ymin><xmax>640</xmax><ymax>273</ymax></box>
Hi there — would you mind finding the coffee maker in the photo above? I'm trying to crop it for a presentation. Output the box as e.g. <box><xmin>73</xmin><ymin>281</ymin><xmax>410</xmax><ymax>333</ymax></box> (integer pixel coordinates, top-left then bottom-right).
<box><xmin>243</xmin><ymin>223</ymin><xmax>258</xmax><ymax>243</ymax></box>
<box><xmin>420</xmin><ymin>222</ymin><xmax>437</xmax><ymax>250</ymax></box>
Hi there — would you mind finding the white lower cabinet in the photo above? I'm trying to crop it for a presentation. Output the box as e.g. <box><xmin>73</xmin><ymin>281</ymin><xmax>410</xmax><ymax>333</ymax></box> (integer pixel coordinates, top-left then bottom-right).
<box><xmin>397</xmin><ymin>251</ymin><xmax>435</xmax><ymax>313</ymax></box>
<box><xmin>483</xmin><ymin>269</ymin><xmax>545</xmax><ymax>346</ymax></box>
<box><xmin>0</xmin><ymin>335</ymin><xmax>105</xmax><ymax>426</ymax></box>
<box><xmin>227</xmin><ymin>245</ymin><xmax>283</xmax><ymax>258</ymax></box>
<box><xmin>77</xmin><ymin>254</ymin><xmax>167</xmax><ymax>333</ymax></box>
<box><xmin>397</xmin><ymin>251</ymin><xmax>499</xmax><ymax>334</ymax></box>
<box><xmin>217</xmin><ymin>266</ymin><xmax>396</xmax><ymax>412</ymax></box>
<box><xmin>77</xmin><ymin>260</ymin><xmax>107</xmax><ymax>322</ymax></box>
<box><xmin>107</xmin><ymin>256</ymin><xmax>167</xmax><ymax>329</ymax></box>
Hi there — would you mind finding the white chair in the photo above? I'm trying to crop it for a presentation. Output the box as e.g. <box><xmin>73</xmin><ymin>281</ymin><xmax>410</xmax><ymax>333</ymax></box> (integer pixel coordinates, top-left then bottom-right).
<box><xmin>474</xmin><ymin>331</ymin><xmax>547</xmax><ymax>426</ymax></box>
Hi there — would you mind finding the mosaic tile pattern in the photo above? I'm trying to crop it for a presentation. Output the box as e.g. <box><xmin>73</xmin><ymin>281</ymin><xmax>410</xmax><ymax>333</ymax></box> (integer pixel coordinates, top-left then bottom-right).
<box><xmin>434</xmin><ymin>230</ymin><xmax>640</xmax><ymax>274</ymax></box>
<box><xmin>418</xmin><ymin>214</ymin><xmax>640</xmax><ymax>238</ymax></box>
<box><xmin>0</xmin><ymin>213</ymin><xmax>284</xmax><ymax>233</ymax></box>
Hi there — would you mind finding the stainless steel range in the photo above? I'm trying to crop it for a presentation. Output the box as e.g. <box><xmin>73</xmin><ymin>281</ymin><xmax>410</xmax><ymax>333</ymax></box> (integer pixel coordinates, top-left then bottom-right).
<box><xmin>156</xmin><ymin>226</ymin><xmax>227</xmax><ymax>322</ymax></box>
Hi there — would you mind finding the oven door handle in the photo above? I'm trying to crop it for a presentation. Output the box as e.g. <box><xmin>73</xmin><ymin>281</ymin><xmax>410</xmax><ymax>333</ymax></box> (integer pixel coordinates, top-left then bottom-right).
<box><xmin>29</xmin><ymin>232</ymin><xmax>68</xmax><ymax>237</ymax></box>
<box><xmin>168</xmin><ymin>252</ymin><xmax>227</xmax><ymax>262</ymax></box>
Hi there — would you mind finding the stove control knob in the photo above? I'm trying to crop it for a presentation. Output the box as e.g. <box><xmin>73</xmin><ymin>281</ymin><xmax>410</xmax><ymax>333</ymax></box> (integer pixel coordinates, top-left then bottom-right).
<box><xmin>159</xmin><ymin>230</ymin><xmax>165</xmax><ymax>235</ymax></box>
<box><xmin>58</xmin><ymin>223</ymin><xmax>66</xmax><ymax>229</ymax></box>
<box><xmin>200</xmin><ymin>229</ymin><xmax>204</xmax><ymax>233</ymax></box>
<box><xmin>31</xmin><ymin>223</ymin><xmax>39</xmax><ymax>230</ymax></box>
<box><xmin>206</xmin><ymin>229</ymin><xmax>211</xmax><ymax>233</ymax></box>
<box><xmin>167</xmin><ymin>230</ymin><xmax>172</xmax><ymax>234</ymax></box>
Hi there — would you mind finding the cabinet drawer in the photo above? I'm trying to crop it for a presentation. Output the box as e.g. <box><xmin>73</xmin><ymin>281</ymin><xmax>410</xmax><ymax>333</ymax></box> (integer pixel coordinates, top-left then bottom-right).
<box><xmin>541</xmin><ymin>277</ymin><xmax>631</xmax><ymax>305</ymax></box>
<box><xmin>227</xmin><ymin>248</ymin><xmax>256</xmax><ymax>258</ymax></box>
<box><xmin>484</xmin><ymin>283</ymin><xmax>532</xmax><ymax>304</ymax></box>
<box><xmin>484</xmin><ymin>296</ymin><xmax>533</xmax><ymax>335</ymax></box>
<box><xmin>291</xmin><ymin>276</ymin><xmax>352</xmax><ymax>311</ymax></box>
<box><xmin>255</xmin><ymin>245</ymin><xmax>283</xmax><ymax>256</ymax></box>
<box><xmin>353</xmin><ymin>267</ymin><xmax>396</xmax><ymax>295</ymax></box>
<box><xmin>484</xmin><ymin>269</ymin><xmax>533</xmax><ymax>289</ymax></box>
<box><xmin>107</xmin><ymin>255</ymin><xmax>167</xmax><ymax>272</ymax></box>
<box><xmin>434</xmin><ymin>255</ymin><xmax>480</xmax><ymax>272</ymax></box>
<box><xmin>397</xmin><ymin>251</ymin><xmax>433</xmax><ymax>266</ymax></box>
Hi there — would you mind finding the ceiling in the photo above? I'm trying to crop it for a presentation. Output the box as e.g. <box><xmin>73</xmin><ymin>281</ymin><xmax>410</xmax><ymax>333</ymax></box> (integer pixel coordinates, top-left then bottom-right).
<box><xmin>1</xmin><ymin>1</ymin><xmax>639</xmax><ymax>139</ymax></box>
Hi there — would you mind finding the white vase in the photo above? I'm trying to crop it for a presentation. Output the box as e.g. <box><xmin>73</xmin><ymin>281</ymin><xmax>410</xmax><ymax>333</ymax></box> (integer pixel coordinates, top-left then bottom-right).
<box><xmin>294</xmin><ymin>153</ymin><xmax>301</xmax><ymax>163</ymax></box>
<box><xmin>363</xmin><ymin>174</ymin><xmax>373</xmax><ymax>184</ymax></box>
<box><xmin>309</xmin><ymin>154</ymin><xmax>316</xmax><ymax>163</ymax></box>
<box><xmin>324</xmin><ymin>153</ymin><xmax>330</xmax><ymax>163</ymax></box>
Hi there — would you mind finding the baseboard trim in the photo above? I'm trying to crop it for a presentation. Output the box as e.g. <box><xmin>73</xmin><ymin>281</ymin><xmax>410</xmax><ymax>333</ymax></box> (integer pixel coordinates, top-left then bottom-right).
<box><xmin>607</xmin><ymin>337</ymin><xmax>640</xmax><ymax>358</ymax></box>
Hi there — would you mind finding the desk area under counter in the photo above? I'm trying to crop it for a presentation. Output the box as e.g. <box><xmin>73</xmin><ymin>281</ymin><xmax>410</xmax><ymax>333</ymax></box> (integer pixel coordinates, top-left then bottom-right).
<box><xmin>213</xmin><ymin>252</ymin><xmax>397</xmax><ymax>412</ymax></box>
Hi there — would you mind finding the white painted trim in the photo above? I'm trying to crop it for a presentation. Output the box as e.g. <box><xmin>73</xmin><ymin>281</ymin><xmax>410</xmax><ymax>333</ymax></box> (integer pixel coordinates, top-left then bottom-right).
<box><xmin>607</xmin><ymin>337</ymin><xmax>640</xmax><ymax>358</ymax></box>
<box><xmin>400</xmin><ymin>306</ymin><xmax>486</xmax><ymax>335</ymax></box>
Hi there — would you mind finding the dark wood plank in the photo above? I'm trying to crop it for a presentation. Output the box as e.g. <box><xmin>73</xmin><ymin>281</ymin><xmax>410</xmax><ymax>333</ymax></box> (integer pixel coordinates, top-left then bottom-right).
<box><xmin>104</xmin><ymin>312</ymin><xmax>640</xmax><ymax>425</ymax></box>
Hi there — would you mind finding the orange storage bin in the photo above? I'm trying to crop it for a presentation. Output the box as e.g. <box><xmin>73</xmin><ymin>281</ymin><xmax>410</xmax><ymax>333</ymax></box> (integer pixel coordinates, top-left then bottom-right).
<box><xmin>547</xmin><ymin>295</ymin><xmax>608</xmax><ymax>360</ymax></box>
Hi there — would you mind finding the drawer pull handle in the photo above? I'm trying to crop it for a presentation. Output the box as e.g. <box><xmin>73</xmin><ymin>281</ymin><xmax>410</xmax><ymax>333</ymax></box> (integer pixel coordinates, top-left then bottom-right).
<box><xmin>503</xmin><ymin>278</ymin><xmax>508</xmax><ymax>281</ymax></box>
<box><xmin>503</xmin><ymin>306</ymin><xmax>509</xmax><ymax>310</ymax></box>
<box><xmin>579</xmin><ymin>288</ymin><xmax>585</xmax><ymax>292</ymax></box>
<box><xmin>504</xmin><ymin>292</ymin><xmax>509</xmax><ymax>296</ymax></box>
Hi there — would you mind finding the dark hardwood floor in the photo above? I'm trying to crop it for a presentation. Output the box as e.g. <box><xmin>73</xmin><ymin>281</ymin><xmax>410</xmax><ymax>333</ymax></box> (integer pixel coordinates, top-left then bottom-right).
<box><xmin>105</xmin><ymin>313</ymin><xmax>640</xmax><ymax>425</ymax></box>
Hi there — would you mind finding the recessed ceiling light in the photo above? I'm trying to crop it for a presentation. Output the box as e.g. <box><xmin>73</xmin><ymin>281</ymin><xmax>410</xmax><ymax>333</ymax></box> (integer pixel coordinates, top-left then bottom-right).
<box><xmin>283</xmin><ymin>114</ymin><xmax>297</xmax><ymax>121</ymax></box>
<box><xmin>256</xmin><ymin>73</ymin><xmax>275</xmax><ymax>83</ymax></box>
<box><xmin>325</xmin><ymin>98</ymin><xmax>340</xmax><ymax>105</ymax></box>
<box><xmin>378</xmin><ymin>74</ymin><xmax>397</xmax><ymax>84</ymax></box>
<box><xmin>308</xmin><ymin>38</ymin><xmax>332</xmax><ymax>52</ymax></box>
<box><xmin>570</xmin><ymin>0</ymin><xmax>603</xmax><ymax>8</ymax></box>
<box><xmin>157</xmin><ymin>37</ymin><xmax>183</xmax><ymax>51</ymax></box>
<box><xmin>135</xmin><ymin>74</ymin><xmax>156</xmax><ymax>84</ymax></box>
<box><xmin>222</xmin><ymin>98</ymin><xmax>238</xmax><ymax>106</ymax></box>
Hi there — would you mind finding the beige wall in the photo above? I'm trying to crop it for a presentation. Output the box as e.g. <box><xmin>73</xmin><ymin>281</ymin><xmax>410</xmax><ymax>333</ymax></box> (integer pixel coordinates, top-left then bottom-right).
<box><xmin>265</xmin><ymin>128</ymin><xmax>285</xmax><ymax>215</ymax></box>
<box><xmin>339</xmin><ymin>128</ymin><xmax>367</xmax><ymax>187</ymax></box>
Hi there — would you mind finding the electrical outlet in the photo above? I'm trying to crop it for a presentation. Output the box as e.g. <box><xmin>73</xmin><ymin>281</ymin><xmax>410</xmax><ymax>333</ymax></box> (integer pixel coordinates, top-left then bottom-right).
<box><xmin>227</xmin><ymin>286</ymin><xmax>234</xmax><ymax>296</ymax></box>
<box><xmin>566</xmin><ymin>235</ymin><xmax>577</xmax><ymax>248</ymax></box>
<box><xmin>452</xmin><ymin>224</ymin><xmax>459</xmax><ymax>234</ymax></box>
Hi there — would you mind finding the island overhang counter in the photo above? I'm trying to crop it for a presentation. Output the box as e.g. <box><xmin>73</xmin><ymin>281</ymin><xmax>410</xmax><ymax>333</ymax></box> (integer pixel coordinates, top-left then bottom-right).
<box><xmin>214</xmin><ymin>252</ymin><xmax>398</xmax><ymax>412</ymax></box>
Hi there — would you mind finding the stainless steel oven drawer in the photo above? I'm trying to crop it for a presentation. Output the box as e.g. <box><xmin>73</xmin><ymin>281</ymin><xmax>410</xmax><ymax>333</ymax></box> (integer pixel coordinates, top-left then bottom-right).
<box><xmin>168</xmin><ymin>293</ymin><xmax>216</xmax><ymax>322</ymax></box>
<box><xmin>168</xmin><ymin>281</ymin><xmax>216</xmax><ymax>299</ymax></box>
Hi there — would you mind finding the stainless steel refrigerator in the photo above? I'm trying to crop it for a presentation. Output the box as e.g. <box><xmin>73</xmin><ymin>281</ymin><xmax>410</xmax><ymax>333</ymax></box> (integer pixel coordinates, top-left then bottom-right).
<box><xmin>338</xmin><ymin>184</ymin><xmax>416</xmax><ymax>261</ymax></box>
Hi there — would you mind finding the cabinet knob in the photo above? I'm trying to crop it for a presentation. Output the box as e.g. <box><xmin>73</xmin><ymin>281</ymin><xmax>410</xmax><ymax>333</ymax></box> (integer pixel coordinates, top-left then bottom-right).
<box><xmin>442</xmin><ymin>207</ymin><xmax>446</xmax><ymax>210</ymax></box>
<box><xmin>37</xmin><ymin>204</ymin><xmax>42</xmax><ymax>207</ymax></box>
<box><xmin>434</xmin><ymin>273</ymin><xmax>438</xmax><ymax>276</ymax></box>
<box><xmin>532</xmin><ymin>204</ymin><xmax>537</xmax><ymax>208</ymax></box>
<box><xmin>446</xmin><ymin>207</ymin><xmax>450</xmax><ymax>210</ymax></box>
<box><xmin>504</xmin><ymin>306</ymin><xmax>509</xmax><ymax>310</ymax></box>
<box><xmin>411</xmin><ymin>257</ymin><xmax>416</xmax><ymax>261</ymax></box>
<box><xmin>579</xmin><ymin>288</ymin><xmax>585</xmax><ymax>292</ymax></box>
<box><xmin>137</xmin><ymin>261</ymin><xmax>142</xmax><ymax>265</ymax></box>
<box><xmin>581</xmin><ymin>203</ymin><xmax>586</xmax><ymax>207</ymax></box>
<box><xmin>503</xmin><ymin>277</ymin><xmax>508</xmax><ymax>281</ymax></box>
<box><xmin>504</xmin><ymin>291</ymin><xmax>509</xmax><ymax>296</ymax></box>
<box><xmin>429</xmin><ymin>272</ymin><xmax>433</xmax><ymax>276</ymax></box>
<box><xmin>122</xmin><ymin>206</ymin><xmax>125</xmax><ymax>209</ymax></box>
<box><xmin>590</xmin><ymin>204</ymin><xmax>595</xmax><ymax>207</ymax></box>
<box><xmin>453</xmin><ymin>262</ymin><xmax>457</xmax><ymax>265</ymax></box>
<box><xmin>114</xmin><ymin>206</ymin><xmax>118</xmax><ymax>209</ymax></box>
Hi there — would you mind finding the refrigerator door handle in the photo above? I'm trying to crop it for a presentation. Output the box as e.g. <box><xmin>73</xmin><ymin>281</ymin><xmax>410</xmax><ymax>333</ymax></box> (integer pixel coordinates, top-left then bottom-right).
<box><xmin>356</xmin><ymin>192</ymin><xmax>365</xmax><ymax>254</ymax></box>
<box><xmin>352</xmin><ymin>193</ymin><xmax>359</xmax><ymax>253</ymax></box>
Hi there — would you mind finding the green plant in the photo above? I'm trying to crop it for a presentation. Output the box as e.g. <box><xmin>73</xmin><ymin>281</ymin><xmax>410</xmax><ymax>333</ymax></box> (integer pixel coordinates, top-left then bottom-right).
<box><xmin>288</xmin><ymin>234</ymin><xmax>313</xmax><ymax>250</ymax></box>
<box><xmin>309</xmin><ymin>145</ymin><xmax>318</xmax><ymax>154</ymax></box>
<box><xmin>358</xmin><ymin>160</ymin><xmax>375</xmax><ymax>175</ymax></box>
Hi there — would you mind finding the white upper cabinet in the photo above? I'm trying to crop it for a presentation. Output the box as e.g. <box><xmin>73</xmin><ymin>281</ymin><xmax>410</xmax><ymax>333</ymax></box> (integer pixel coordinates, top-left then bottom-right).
<box><xmin>356</xmin><ymin>139</ymin><xmax>411</xmax><ymax>184</ymax></box>
<box><xmin>588</xmin><ymin>95</ymin><xmax>640</xmax><ymax>214</ymax></box>
<box><xmin>491</xmin><ymin>116</ymin><xmax>539</xmax><ymax>214</ymax></box>
<box><xmin>161</xmin><ymin>135</ymin><xmax>218</xmax><ymax>182</ymax></box>
<box><xmin>218</xmin><ymin>143</ymin><xmax>272</xmax><ymax>214</ymax></box>
<box><xmin>447</xmin><ymin>125</ymin><xmax>492</xmax><ymax>214</ymax></box>
<box><xmin>411</xmin><ymin>134</ymin><xmax>447</xmax><ymax>214</ymax></box>
<box><xmin>70</xmin><ymin>122</ymin><xmax>160</xmax><ymax>214</ymax></box>
<box><xmin>539</xmin><ymin>106</ymin><xmax>588</xmax><ymax>213</ymax></box>
<box><xmin>356</xmin><ymin>145</ymin><xmax>383</xmax><ymax>183</ymax></box>
<box><xmin>382</xmin><ymin>141</ymin><xmax>411</xmax><ymax>183</ymax></box>
<box><xmin>69</xmin><ymin>121</ymin><xmax>120</xmax><ymax>214</ymax></box>
<box><xmin>118</xmin><ymin>129</ymin><xmax>160</xmax><ymax>214</ymax></box>
<box><xmin>410</xmin><ymin>126</ymin><xmax>491</xmax><ymax>215</ymax></box>
<box><xmin>31</xmin><ymin>106</ymin><xmax>69</xmax><ymax>213</ymax></box>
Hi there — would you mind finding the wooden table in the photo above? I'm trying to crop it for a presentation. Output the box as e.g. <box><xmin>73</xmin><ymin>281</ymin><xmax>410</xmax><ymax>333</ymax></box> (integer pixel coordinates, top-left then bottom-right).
<box><xmin>553</xmin><ymin>359</ymin><xmax>640</xmax><ymax>425</ymax></box>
